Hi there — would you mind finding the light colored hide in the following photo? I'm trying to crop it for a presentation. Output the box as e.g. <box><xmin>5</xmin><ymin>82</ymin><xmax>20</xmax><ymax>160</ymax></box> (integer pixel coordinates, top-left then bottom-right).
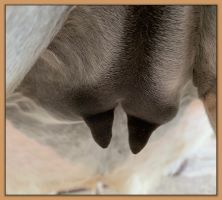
<box><xmin>6</xmin><ymin>5</ymin><xmax>73</xmax><ymax>96</ymax></box>
<box><xmin>6</xmin><ymin>97</ymin><xmax>216</xmax><ymax>194</ymax></box>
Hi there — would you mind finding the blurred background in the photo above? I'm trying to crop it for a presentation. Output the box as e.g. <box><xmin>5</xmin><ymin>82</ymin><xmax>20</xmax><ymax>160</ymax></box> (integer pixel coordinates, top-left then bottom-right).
<box><xmin>6</xmin><ymin>89</ymin><xmax>216</xmax><ymax>195</ymax></box>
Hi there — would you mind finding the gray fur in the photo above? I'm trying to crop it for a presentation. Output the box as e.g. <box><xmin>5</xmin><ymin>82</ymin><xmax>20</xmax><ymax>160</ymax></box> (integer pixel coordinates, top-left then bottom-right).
<box><xmin>7</xmin><ymin>5</ymin><xmax>216</xmax><ymax>152</ymax></box>
<box><xmin>6</xmin><ymin>6</ymin><xmax>72</xmax><ymax>95</ymax></box>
